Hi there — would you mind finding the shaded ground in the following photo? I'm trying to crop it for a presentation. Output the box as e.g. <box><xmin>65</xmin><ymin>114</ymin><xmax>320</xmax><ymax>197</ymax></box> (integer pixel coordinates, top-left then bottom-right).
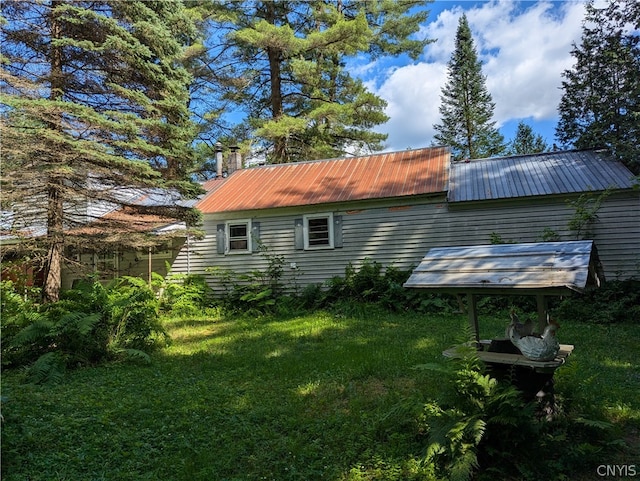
<box><xmin>2</xmin><ymin>309</ymin><xmax>638</xmax><ymax>480</ymax></box>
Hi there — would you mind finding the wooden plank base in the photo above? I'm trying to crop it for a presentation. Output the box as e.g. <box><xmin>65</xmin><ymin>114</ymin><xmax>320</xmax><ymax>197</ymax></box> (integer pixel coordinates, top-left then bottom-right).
<box><xmin>443</xmin><ymin>343</ymin><xmax>574</xmax><ymax>370</ymax></box>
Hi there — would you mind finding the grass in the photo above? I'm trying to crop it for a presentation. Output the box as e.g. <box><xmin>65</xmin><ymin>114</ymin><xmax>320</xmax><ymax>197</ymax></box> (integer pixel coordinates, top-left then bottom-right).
<box><xmin>2</xmin><ymin>306</ymin><xmax>639</xmax><ymax>480</ymax></box>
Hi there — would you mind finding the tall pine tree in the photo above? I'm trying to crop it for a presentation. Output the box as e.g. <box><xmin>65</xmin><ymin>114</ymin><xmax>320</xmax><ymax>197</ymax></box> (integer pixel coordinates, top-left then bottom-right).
<box><xmin>1</xmin><ymin>1</ymin><xmax>200</xmax><ymax>301</ymax></box>
<box><xmin>508</xmin><ymin>121</ymin><xmax>549</xmax><ymax>155</ymax></box>
<box><xmin>203</xmin><ymin>1</ymin><xmax>431</xmax><ymax>163</ymax></box>
<box><xmin>434</xmin><ymin>14</ymin><xmax>504</xmax><ymax>161</ymax></box>
<box><xmin>556</xmin><ymin>0</ymin><xmax>640</xmax><ymax>174</ymax></box>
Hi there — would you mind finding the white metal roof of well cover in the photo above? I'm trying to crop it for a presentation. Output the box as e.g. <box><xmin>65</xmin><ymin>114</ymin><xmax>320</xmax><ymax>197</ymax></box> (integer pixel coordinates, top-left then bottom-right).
<box><xmin>403</xmin><ymin>240</ymin><xmax>599</xmax><ymax>293</ymax></box>
<box><xmin>448</xmin><ymin>149</ymin><xmax>636</xmax><ymax>203</ymax></box>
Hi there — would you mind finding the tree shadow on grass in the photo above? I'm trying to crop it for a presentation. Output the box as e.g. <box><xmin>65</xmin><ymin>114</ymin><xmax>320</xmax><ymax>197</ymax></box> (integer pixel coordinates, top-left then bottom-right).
<box><xmin>143</xmin><ymin>309</ymin><xmax>466</xmax><ymax>480</ymax></box>
<box><xmin>6</xmin><ymin>309</ymin><xmax>638</xmax><ymax>481</ymax></box>
<box><xmin>161</xmin><ymin>309</ymin><xmax>640</xmax><ymax>481</ymax></box>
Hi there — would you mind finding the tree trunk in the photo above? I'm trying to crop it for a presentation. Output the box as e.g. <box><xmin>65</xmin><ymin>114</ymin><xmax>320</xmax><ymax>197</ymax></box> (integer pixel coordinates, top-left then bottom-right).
<box><xmin>43</xmin><ymin>0</ymin><xmax>64</xmax><ymax>302</ymax></box>
<box><xmin>265</xmin><ymin>2</ymin><xmax>287</xmax><ymax>163</ymax></box>
<box><xmin>43</xmin><ymin>181</ymin><xmax>64</xmax><ymax>302</ymax></box>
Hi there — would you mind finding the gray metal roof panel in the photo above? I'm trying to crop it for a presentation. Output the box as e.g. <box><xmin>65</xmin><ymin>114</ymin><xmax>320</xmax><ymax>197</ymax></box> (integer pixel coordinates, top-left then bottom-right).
<box><xmin>129</xmin><ymin>188</ymin><xmax>193</xmax><ymax>208</ymax></box>
<box><xmin>449</xmin><ymin>150</ymin><xmax>635</xmax><ymax>203</ymax></box>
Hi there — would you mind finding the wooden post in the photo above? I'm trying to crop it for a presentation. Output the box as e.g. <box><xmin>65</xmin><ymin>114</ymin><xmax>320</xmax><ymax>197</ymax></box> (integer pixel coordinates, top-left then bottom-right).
<box><xmin>148</xmin><ymin>247</ymin><xmax>152</xmax><ymax>288</ymax></box>
<box><xmin>467</xmin><ymin>293</ymin><xmax>480</xmax><ymax>342</ymax></box>
<box><xmin>186</xmin><ymin>234</ymin><xmax>191</xmax><ymax>275</ymax></box>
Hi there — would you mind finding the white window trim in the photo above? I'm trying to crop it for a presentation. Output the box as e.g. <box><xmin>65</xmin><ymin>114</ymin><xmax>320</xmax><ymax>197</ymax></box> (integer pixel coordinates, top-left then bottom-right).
<box><xmin>226</xmin><ymin>219</ymin><xmax>252</xmax><ymax>254</ymax></box>
<box><xmin>303</xmin><ymin>213</ymin><xmax>334</xmax><ymax>250</ymax></box>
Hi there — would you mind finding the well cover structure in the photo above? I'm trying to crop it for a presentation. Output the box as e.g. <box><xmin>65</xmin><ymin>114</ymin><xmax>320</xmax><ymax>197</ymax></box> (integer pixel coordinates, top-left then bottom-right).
<box><xmin>404</xmin><ymin>240</ymin><xmax>603</xmax><ymax>369</ymax></box>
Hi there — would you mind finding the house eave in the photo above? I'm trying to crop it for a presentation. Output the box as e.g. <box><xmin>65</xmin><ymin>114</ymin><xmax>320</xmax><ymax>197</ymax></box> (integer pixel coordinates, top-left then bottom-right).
<box><xmin>201</xmin><ymin>190</ymin><xmax>448</xmax><ymax>219</ymax></box>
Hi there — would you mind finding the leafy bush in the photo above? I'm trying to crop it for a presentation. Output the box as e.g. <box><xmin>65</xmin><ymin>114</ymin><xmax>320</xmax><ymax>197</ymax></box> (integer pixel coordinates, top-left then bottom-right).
<box><xmin>1</xmin><ymin>280</ymin><xmax>35</xmax><ymax>317</ymax></box>
<box><xmin>417</xmin><ymin>346</ymin><xmax>535</xmax><ymax>481</ymax></box>
<box><xmin>554</xmin><ymin>279</ymin><xmax>640</xmax><ymax>324</ymax></box>
<box><xmin>297</xmin><ymin>282</ymin><xmax>325</xmax><ymax>310</ymax></box>
<box><xmin>321</xmin><ymin>260</ymin><xmax>457</xmax><ymax>314</ymax></box>
<box><xmin>159</xmin><ymin>273</ymin><xmax>216</xmax><ymax>317</ymax></box>
<box><xmin>205</xmin><ymin>255</ymin><xmax>459</xmax><ymax>315</ymax></box>
<box><xmin>206</xmin><ymin>242</ymin><xmax>286</xmax><ymax>315</ymax></box>
<box><xmin>1</xmin><ymin>280</ymin><xmax>38</xmax><ymax>339</ymax></box>
<box><xmin>207</xmin><ymin>266</ymin><xmax>280</xmax><ymax>315</ymax></box>
<box><xmin>1</xmin><ymin>277</ymin><xmax>167</xmax><ymax>383</ymax></box>
<box><xmin>105</xmin><ymin>276</ymin><xmax>166</xmax><ymax>351</ymax></box>
<box><xmin>416</xmin><ymin>341</ymin><xmax>622</xmax><ymax>481</ymax></box>
<box><xmin>566</xmin><ymin>190</ymin><xmax>609</xmax><ymax>240</ymax></box>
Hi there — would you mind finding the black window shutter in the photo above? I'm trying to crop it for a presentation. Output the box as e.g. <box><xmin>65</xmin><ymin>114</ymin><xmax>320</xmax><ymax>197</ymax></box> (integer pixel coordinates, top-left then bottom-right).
<box><xmin>216</xmin><ymin>224</ymin><xmax>226</xmax><ymax>255</ymax></box>
<box><xmin>251</xmin><ymin>221</ymin><xmax>261</xmax><ymax>251</ymax></box>
<box><xmin>333</xmin><ymin>215</ymin><xmax>343</xmax><ymax>248</ymax></box>
<box><xmin>294</xmin><ymin>218</ymin><xmax>304</xmax><ymax>250</ymax></box>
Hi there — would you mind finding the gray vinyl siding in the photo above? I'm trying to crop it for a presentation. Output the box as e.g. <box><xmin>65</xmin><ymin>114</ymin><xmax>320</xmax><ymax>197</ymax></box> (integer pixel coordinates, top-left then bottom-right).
<box><xmin>170</xmin><ymin>197</ymin><xmax>447</xmax><ymax>292</ymax></box>
<box><xmin>170</xmin><ymin>191</ymin><xmax>639</xmax><ymax>293</ymax></box>
<box><xmin>442</xmin><ymin>192</ymin><xmax>639</xmax><ymax>279</ymax></box>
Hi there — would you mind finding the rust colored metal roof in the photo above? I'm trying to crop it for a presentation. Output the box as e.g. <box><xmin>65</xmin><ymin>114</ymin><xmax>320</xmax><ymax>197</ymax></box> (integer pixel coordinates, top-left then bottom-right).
<box><xmin>197</xmin><ymin>147</ymin><xmax>450</xmax><ymax>213</ymax></box>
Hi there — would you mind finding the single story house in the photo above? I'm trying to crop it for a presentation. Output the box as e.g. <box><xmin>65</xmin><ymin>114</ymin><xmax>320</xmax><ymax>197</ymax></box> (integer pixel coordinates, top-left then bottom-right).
<box><xmin>1</xmin><ymin>187</ymin><xmax>194</xmax><ymax>289</ymax></box>
<box><xmin>169</xmin><ymin>147</ymin><xmax>639</xmax><ymax>293</ymax></box>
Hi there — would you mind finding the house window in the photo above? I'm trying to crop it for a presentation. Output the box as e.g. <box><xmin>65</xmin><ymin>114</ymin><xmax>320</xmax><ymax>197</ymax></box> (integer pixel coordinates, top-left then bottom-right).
<box><xmin>227</xmin><ymin>220</ymin><xmax>251</xmax><ymax>253</ymax></box>
<box><xmin>94</xmin><ymin>252</ymin><xmax>118</xmax><ymax>279</ymax></box>
<box><xmin>304</xmin><ymin>213</ymin><xmax>334</xmax><ymax>249</ymax></box>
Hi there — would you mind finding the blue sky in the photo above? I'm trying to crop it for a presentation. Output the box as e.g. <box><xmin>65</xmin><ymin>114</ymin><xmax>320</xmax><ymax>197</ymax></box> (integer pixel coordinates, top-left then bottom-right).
<box><xmin>353</xmin><ymin>0</ymin><xmax>591</xmax><ymax>152</ymax></box>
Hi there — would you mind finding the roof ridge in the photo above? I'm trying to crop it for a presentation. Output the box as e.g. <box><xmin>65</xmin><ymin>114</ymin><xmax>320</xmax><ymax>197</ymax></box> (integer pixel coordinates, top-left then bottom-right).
<box><xmin>242</xmin><ymin>145</ymin><xmax>450</xmax><ymax>170</ymax></box>
<box><xmin>455</xmin><ymin>148</ymin><xmax>613</xmax><ymax>163</ymax></box>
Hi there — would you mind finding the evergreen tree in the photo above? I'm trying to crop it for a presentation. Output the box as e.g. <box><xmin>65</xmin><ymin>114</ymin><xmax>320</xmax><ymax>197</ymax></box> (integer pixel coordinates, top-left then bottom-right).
<box><xmin>556</xmin><ymin>0</ymin><xmax>640</xmax><ymax>174</ymax></box>
<box><xmin>1</xmin><ymin>1</ymin><xmax>200</xmax><ymax>301</ymax></box>
<box><xmin>434</xmin><ymin>14</ymin><xmax>505</xmax><ymax>161</ymax></box>
<box><xmin>179</xmin><ymin>1</ymin><xmax>241</xmax><ymax>178</ymax></box>
<box><xmin>203</xmin><ymin>1</ymin><xmax>431</xmax><ymax>163</ymax></box>
<box><xmin>508</xmin><ymin>121</ymin><xmax>549</xmax><ymax>155</ymax></box>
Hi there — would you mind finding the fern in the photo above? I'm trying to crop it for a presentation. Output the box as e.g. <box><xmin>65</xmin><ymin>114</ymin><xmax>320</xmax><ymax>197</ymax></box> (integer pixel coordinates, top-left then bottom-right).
<box><xmin>26</xmin><ymin>352</ymin><xmax>67</xmax><ymax>385</ymax></box>
<box><xmin>419</xmin><ymin>339</ymin><xmax>534</xmax><ymax>480</ymax></box>
<box><xmin>2</xmin><ymin>277</ymin><xmax>166</xmax><ymax>382</ymax></box>
<box><xmin>109</xmin><ymin>347</ymin><xmax>152</xmax><ymax>365</ymax></box>
<box><xmin>419</xmin><ymin>330</ymin><xmax>622</xmax><ymax>480</ymax></box>
<box><xmin>11</xmin><ymin>317</ymin><xmax>54</xmax><ymax>346</ymax></box>
<box><xmin>574</xmin><ymin>417</ymin><xmax>614</xmax><ymax>430</ymax></box>
<box><xmin>49</xmin><ymin>311</ymin><xmax>101</xmax><ymax>337</ymax></box>
<box><xmin>105</xmin><ymin>276</ymin><xmax>164</xmax><ymax>351</ymax></box>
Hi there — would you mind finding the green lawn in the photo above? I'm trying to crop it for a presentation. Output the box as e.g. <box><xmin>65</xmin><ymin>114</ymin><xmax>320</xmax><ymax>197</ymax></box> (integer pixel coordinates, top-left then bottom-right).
<box><xmin>2</xmin><ymin>308</ymin><xmax>639</xmax><ymax>480</ymax></box>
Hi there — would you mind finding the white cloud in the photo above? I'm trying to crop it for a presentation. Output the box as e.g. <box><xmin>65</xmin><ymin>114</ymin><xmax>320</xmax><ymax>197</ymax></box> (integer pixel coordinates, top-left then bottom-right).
<box><xmin>374</xmin><ymin>0</ymin><xmax>587</xmax><ymax>151</ymax></box>
<box><xmin>376</xmin><ymin>62</ymin><xmax>448</xmax><ymax>150</ymax></box>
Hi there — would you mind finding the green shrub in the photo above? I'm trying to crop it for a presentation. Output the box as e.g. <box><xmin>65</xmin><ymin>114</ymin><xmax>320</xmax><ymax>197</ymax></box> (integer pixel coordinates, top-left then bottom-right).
<box><xmin>206</xmin><ymin>242</ymin><xmax>285</xmax><ymax>315</ymax></box>
<box><xmin>297</xmin><ymin>282</ymin><xmax>325</xmax><ymax>310</ymax></box>
<box><xmin>1</xmin><ymin>280</ymin><xmax>33</xmax><ymax>317</ymax></box>
<box><xmin>554</xmin><ymin>279</ymin><xmax>640</xmax><ymax>324</ymax></box>
<box><xmin>207</xmin><ymin>267</ymin><xmax>279</xmax><ymax>315</ymax></box>
<box><xmin>321</xmin><ymin>260</ymin><xmax>457</xmax><ymax>314</ymax></box>
<box><xmin>323</xmin><ymin>259</ymin><xmax>389</xmax><ymax>304</ymax></box>
<box><xmin>105</xmin><ymin>276</ymin><xmax>166</xmax><ymax>351</ymax></box>
<box><xmin>1</xmin><ymin>281</ymin><xmax>57</xmax><ymax>370</ymax></box>
<box><xmin>417</xmin><ymin>346</ymin><xmax>535</xmax><ymax>481</ymax></box>
<box><xmin>159</xmin><ymin>273</ymin><xmax>216</xmax><ymax>317</ymax></box>
<box><xmin>1</xmin><ymin>277</ymin><xmax>167</xmax><ymax>383</ymax></box>
<box><xmin>416</xmin><ymin>341</ymin><xmax>622</xmax><ymax>481</ymax></box>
